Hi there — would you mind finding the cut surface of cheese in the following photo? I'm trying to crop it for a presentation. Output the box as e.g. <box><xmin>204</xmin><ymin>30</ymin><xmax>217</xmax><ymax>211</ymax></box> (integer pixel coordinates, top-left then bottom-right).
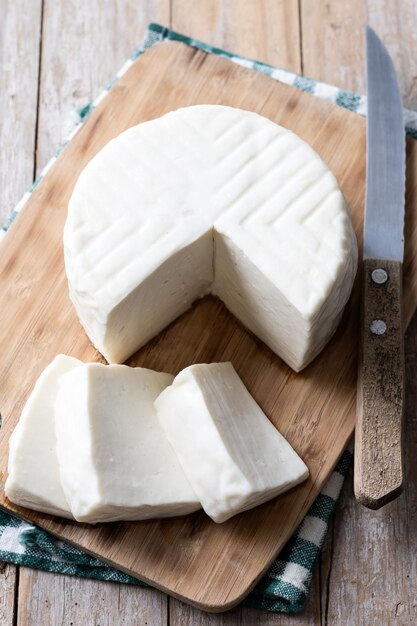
<box><xmin>155</xmin><ymin>362</ymin><xmax>309</xmax><ymax>523</ymax></box>
<box><xmin>55</xmin><ymin>363</ymin><xmax>201</xmax><ymax>523</ymax></box>
<box><xmin>5</xmin><ymin>354</ymin><xmax>81</xmax><ymax>518</ymax></box>
<box><xmin>65</xmin><ymin>105</ymin><xmax>357</xmax><ymax>370</ymax></box>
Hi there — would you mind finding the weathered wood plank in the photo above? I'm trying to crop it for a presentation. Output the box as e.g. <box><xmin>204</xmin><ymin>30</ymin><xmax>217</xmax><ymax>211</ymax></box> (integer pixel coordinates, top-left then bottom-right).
<box><xmin>300</xmin><ymin>1</ymin><xmax>417</xmax><ymax>623</ymax></box>
<box><xmin>35</xmin><ymin>0</ymin><xmax>170</xmax><ymax>173</ymax></box>
<box><xmin>17</xmin><ymin>569</ymin><xmax>167</xmax><ymax>626</ymax></box>
<box><xmin>320</xmin><ymin>315</ymin><xmax>417</xmax><ymax>625</ymax></box>
<box><xmin>300</xmin><ymin>1</ymin><xmax>367</xmax><ymax>92</ymax></box>
<box><xmin>301</xmin><ymin>0</ymin><xmax>417</xmax><ymax>107</ymax></box>
<box><xmin>365</xmin><ymin>0</ymin><xmax>417</xmax><ymax>108</ymax></box>
<box><xmin>0</xmin><ymin>0</ymin><xmax>43</xmax><ymax>623</ymax></box>
<box><xmin>0</xmin><ymin>0</ymin><xmax>42</xmax><ymax>221</ymax></box>
<box><xmin>0</xmin><ymin>562</ymin><xmax>18</xmax><ymax>626</ymax></box>
<box><xmin>172</xmin><ymin>0</ymin><xmax>301</xmax><ymax>71</ymax></box>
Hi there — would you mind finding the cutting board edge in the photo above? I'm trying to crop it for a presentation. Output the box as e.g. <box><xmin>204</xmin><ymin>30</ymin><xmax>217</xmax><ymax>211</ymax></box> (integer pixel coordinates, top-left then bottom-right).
<box><xmin>2</xmin><ymin>37</ymin><xmax>417</xmax><ymax>612</ymax></box>
<box><xmin>0</xmin><ymin>421</ymin><xmax>355</xmax><ymax>612</ymax></box>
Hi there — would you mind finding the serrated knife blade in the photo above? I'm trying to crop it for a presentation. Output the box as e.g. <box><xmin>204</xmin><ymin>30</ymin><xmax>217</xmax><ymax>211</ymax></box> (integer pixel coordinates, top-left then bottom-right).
<box><xmin>364</xmin><ymin>26</ymin><xmax>406</xmax><ymax>261</ymax></box>
<box><xmin>354</xmin><ymin>26</ymin><xmax>406</xmax><ymax>509</ymax></box>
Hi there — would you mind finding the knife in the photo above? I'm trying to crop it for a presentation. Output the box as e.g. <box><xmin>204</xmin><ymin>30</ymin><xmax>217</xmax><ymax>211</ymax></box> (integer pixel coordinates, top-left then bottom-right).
<box><xmin>354</xmin><ymin>26</ymin><xmax>406</xmax><ymax>510</ymax></box>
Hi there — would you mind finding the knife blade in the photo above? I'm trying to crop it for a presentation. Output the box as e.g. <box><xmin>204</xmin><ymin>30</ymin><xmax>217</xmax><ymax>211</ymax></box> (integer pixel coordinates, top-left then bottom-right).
<box><xmin>354</xmin><ymin>26</ymin><xmax>406</xmax><ymax>509</ymax></box>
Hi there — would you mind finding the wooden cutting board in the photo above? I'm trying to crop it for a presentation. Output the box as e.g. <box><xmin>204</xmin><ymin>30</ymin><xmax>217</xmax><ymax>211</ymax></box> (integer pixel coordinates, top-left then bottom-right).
<box><xmin>1</xmin><ymin>40</ymin><xmax>417</xmax><ymax>612</ymax></box>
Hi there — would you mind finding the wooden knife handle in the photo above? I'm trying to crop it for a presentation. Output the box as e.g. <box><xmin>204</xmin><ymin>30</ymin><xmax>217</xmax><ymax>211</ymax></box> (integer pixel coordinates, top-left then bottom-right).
<box><xmin>354</xmin><ymin>258</ymin><xmax>405</xmax><ymax>509</ymax></box>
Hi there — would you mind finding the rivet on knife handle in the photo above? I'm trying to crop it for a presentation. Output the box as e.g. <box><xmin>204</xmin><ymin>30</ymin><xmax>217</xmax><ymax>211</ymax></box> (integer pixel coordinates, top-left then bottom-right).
<box><xmin>354</xmin><ymin>258</ymin><xmax>405</xmax><ymax>509</ymax></box>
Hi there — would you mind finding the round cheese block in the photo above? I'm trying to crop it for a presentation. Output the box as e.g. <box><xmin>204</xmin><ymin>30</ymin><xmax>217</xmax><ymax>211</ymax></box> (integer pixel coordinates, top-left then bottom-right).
<box><xmin>64</xmin><ymin>105</ymin><xmax>357</xmax><ymax>370</ymax></box>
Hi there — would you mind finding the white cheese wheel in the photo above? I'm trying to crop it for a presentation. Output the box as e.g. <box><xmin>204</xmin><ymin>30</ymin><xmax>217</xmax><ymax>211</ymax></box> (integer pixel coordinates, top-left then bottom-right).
<box><xmin>55</xmin><ymin>363</ymin><xmax>201</xmax><ymax>523</ymax></box>
<box><xmin>65</xmin><ymin>105</ymin><xmax>357</xmax><ymax>370</ymax></box>
<box><xmin>5</xmin><ymin>355</ymin><xmax>81</xmax><ymax>518</ymax></box>
<box><xmin>155</xmin><ymin>362</ymin><xmax>309</xmax><ymax>523</ymax></box>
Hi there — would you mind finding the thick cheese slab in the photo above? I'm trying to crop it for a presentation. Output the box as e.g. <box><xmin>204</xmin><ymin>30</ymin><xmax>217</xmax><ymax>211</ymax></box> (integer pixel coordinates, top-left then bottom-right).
<box><xmin>65</xmin><ymin>105</ymin><xmax>357</xmax><ymax>371</ymax></box>
<box><xmin>55</xmin><ymin>363</ymin><xmax>200</xmax><ymax>523</ymax></box>
<box><xmin>155</xmin><ymin>362</ymin><xmax>309</xmax><ymax>523</ymax></box>
<box><xmin>5</xmin><ymin>355</ymin><xmax>81</xmax><ymax>518</ymax></box>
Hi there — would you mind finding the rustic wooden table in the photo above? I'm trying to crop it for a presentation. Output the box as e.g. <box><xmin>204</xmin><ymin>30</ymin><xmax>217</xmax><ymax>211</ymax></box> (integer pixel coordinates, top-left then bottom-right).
<box><xmin>0</xmin><ymin>1</ymin><xmax>415</xmax><ymax>624</ymax></box>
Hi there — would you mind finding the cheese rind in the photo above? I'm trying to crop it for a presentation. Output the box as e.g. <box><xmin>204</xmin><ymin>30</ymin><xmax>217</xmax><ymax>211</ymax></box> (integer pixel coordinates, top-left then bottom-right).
<box><xmin>155</xmin><ymin>362</ymin><xmax>309</xmax><ymax>523</ymax></box>
<box><xmin>55</xmin><ymin>363</ymin><xmax>201</xmax><ymax>523</ymax></box>
<box><xmin>5</xmin><ymin>355</ymin><xmax>81</xmax><ymax>518</ymax></box>
<box><xmin>65</xmin><ymin>105</ymin><xmax>357</xmax><ymax>370</ymax></box>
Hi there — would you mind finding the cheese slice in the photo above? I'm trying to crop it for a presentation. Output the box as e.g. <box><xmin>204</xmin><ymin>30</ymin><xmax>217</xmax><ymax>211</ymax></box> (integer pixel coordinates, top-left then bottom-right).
<box><xmin>64</xmin><ymin>105</ymin><xmax>357</xmax><ymax>371</ymax></box>
<box><xmin>155</xmin><ymin>362</ymin><xmax>309</xmax><ymax>523</ymax></box>
<box><xmin>5</xmin><ymin>354</ymin><xmax>81</xmax><ymax>518</ymax></box>
<box><xmin>55</xmin><ymin>363</ymin><xmax>201</xmax><ymax>523</ymax></box>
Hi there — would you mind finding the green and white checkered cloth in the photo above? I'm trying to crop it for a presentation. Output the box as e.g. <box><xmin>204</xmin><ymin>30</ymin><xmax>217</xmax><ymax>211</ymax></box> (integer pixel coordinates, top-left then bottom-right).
<box><xmin>0</xmin><ymin>22</ymin><xmax>411</xmax><ymax>613</ymax></box>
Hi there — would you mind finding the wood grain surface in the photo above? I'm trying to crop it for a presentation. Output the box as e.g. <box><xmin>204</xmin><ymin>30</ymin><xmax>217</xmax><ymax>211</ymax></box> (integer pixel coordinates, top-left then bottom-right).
<box><xmin>355</xmin><ymin>259</ymin><xmax>405</xmax><ymax>509</ymax></box>
<box><xmin>1</xmin><ymin>0</ymin><xmax>416</xmax><ymax>623</ymax></box>
<box><xmin>0</xmin><ymin>38</ymin><xmax>376</xmax><ymax>612</ymax></box>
